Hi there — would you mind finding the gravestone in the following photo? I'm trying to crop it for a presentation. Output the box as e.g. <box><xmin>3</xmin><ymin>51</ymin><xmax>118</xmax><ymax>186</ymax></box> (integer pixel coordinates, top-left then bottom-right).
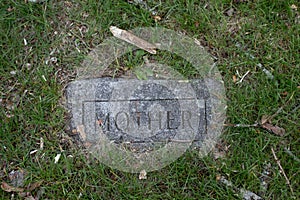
<box><xmin>67</xmin><ymin>78</ymin><xmax>209</xmax><ymax>150</ymax></box>
<box><xmin>66</xmin><ymin>27</ymin><xmax>226</xmax><ymax>172</ymax></box>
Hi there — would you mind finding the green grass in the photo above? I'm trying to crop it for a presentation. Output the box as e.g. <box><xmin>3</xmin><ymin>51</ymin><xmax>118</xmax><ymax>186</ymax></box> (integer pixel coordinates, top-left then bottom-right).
<box><xmin>1</xmin><ymin>0</ymin><xmax>299</xmax><ymax>199</ymax></box>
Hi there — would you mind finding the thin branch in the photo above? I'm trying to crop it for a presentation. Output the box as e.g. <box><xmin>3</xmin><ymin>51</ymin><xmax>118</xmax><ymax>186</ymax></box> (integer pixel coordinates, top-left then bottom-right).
<box><xmin>110</xmin><ymin>26</ymin><xmax>157</xmax><ymax>54</ymax></box>
<box><xmin>271</xmin><ymin>147</ymin><xmax>294</xmax><ymax>195</ymax></box>
<box><xmin>266</xmin><ymin>91</ymin><xmax>295</xmax><ymax>122</ymax></box>
<box><xmin>225</xmin><ymin>91</ymin><xmax>295</xmax><ymax>129</ymax></box>
<box><xmin>284</xmin><ymin>147</ymin><xmax>300</xmax><ymax>163</ymax></box>
<box><xmin>223</xmin><ymin>123</ymin><xmax>259</xmax><ymax>128</ymax></box>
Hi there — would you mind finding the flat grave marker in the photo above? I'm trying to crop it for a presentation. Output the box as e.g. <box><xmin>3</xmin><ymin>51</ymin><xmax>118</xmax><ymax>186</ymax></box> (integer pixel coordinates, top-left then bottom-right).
<box><xmin>66</xmin><ymin>27</ymin><xmax>226</xmax><ymax>172</ymax></box>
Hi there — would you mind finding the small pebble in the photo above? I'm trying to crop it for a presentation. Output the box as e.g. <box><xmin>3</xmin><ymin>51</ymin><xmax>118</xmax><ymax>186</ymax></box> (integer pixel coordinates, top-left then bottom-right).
<box><xmin>10</xmin><ymin>71</ymin><xmax>17</xmax><ymax>75</ymax></box>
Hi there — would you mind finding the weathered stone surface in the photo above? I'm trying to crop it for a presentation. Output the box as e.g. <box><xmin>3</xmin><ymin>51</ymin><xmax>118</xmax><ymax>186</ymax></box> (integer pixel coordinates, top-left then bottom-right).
<box><xmin>67</xmin><ymin>78</ymin><xmax>210</xmax><ymax>152</ymax></box>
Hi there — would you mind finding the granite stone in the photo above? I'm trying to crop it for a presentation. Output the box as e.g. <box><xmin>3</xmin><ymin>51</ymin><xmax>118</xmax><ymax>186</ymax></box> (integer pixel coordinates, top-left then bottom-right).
<box><xmin>67</xmin><ymin>78</ymin><xmax>210</xmax><ymax>152</ymax></box>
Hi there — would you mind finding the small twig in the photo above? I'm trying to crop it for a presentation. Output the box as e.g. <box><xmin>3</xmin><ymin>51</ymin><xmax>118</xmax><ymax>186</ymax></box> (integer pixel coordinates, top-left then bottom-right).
<box><xmin>235</xmin><ymin>42</ymin><xmax>274</xmax><ymax>79</ymax></box>
<box><xmin>218</xmin><ymin>175</ymin><xmax>263</xmax><ymax>199</ymax></box>
<box><xmin>110</xmin><ymin>26</ymin><xmax>157</xmax><ymax>54</ymax></box>
<box><xmin>291</xmin><ymin>104</ymin><xmax>299</xmax><ymax>113</ymax></box>
<box><xmin>237</xmin><ymin>70</ymin><xmax>250</xmax><ymax>84</ymax></box>
<box><xmin>256</xmin><ymin>63</ymin><xmax>274</xmax><ymax>79</ymax></box>
<box><xmin>284</xmin><ymin>147</ymin><xmax>300</xmax><ymax>163</ymax></box>
<box><xmin>271</xmin><ymin>147</ymin><xmax>294</xmax><ymax>195</ymax></box>
<box><xmin>223</xmin><ymin>123</ymin><xmax>259</xmax><ymax>128</ymax></box>
<box><xmin>225</xmin><ymin>91</ymin><xmax>295</xmax><ymax>130</ymax></box>
<box><xmin>267</xmin><ymin>91</ymin><xmax>295</xmax><ymax>122</ymax></box>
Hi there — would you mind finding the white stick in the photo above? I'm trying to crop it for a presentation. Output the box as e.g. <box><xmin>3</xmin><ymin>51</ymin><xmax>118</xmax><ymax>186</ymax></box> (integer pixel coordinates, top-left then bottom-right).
<box><xmin>271</xmin><ymin>147</ymin><xmax>294</xmax><ymax>194</ymax></box>
<box><xmin>110</xmin><ymin>26</ymin><xmax>157</xmax><ymax>54</ymax></box>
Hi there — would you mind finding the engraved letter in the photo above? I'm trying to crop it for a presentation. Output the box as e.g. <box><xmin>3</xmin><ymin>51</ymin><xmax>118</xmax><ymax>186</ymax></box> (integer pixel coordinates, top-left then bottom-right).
<box><xmin>166</xmin><ymin>111</ymin><xmax>177</xmax><ymax>129</ymax></box>
<box><xmin>115</xmin><ymin>111</ymin><xmax>130</xmax><ymax>131</ymax></box>
<box><xmin>148</xmin><ymin>111</ymin><xmax>162</xmax><ymax>130</ymax></box>
<box><xmin>182</xmin><ymin>111</ymin><xmax>193</xmax><ymax>130</ymax></box>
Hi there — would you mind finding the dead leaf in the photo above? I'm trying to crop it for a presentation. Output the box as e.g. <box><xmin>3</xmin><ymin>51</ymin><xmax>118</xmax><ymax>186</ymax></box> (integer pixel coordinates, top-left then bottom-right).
<box><xmin>27</xmin><ymin>181</ymin><xmax>43</xmax><ymax>191</ymax></box>
<box><xmin>216</xmin><ymin>174</ymin><xmax>222</xmax><ymax>181</ymax></box>
<box><xmin>226</xmin><ymin>8</ymin><xmax>235</xmax><ymax>17</ymax></box>
<box><xmin>54</xmin><ymin>153</ymin><xmax>61</xmax><ymax>164</ymax></box>
<box><xmin>281</xmin><ymin>91</ymin><xmax>288</xmax><ymax>97</ymax></box>
<box><xmin>9</xmin><ymin>169</ymin><xmax>26</xmax><ymax>187</ymax></box>
<box><xmin>213</xmin><ymin>141</ymin><xmax>229</xmax><ymax>159</ymax></box>
<box><xmin>261</xmin><ymin>123</ymin><xmax>285</xmax><ymax>136</ymax></box>
<box><xmin>63</xmin><ymin>1</ymin><xmax>73</xmax><ymax>7</ymax></box>
<box><xmin>139</xmin><ymin>169</ymin><xmax>147</xmax><ymax>180</ymax></box>
<box><xmin>1</xmin><ymin>182</ymin><xmax>24</xmax><ymax>193</ymax></box>
<box><xmin>19</xmin><ymin>191</ymin><xmax>38</xmax><ymax>200</ymax></box>
<box><xmin>213</xmin><ymin>151</ymin><xmax>226</xmax><ymax>159</ymax></box>
<box><xmin>7</xmin><ymin>7</ymin><xmax>14</xmax><ymax>12</ymax></box>
<box><xmin>153</xmin><ymin>15</ymin><xmax>161</xmax><ymax>22</ymax></box>
<box><xmin>24</xmin><ymin>195</ymin><xmax>36</xmax><ymax>200</ymax></box>
<box><xmin>233</xmin><ymin>75</ymin><xmax>237</xmax><ymax>83</ymax></box>
<box><xmin>233</xmin><ymin>0</ymin><xmax>248</xmax><ymax>3</ymax></box>
<box><xmin>290</xmin><ymin>4</ymin><xmax>297</xmax><ymax>10</ymax></box>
